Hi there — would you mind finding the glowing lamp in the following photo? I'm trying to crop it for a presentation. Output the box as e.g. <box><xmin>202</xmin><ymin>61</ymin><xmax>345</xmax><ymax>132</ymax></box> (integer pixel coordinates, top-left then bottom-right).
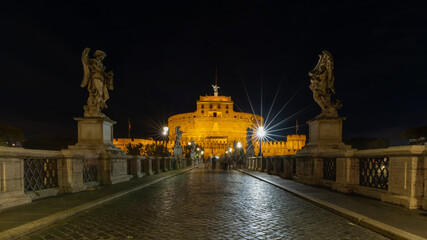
<box><xmin>257</xmin><ymin>126</ymin><xmax>266</xmax><ymax>138</ymax></box>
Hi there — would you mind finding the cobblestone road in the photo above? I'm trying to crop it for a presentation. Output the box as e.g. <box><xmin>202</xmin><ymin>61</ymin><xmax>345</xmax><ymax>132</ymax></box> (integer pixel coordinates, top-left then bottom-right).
<box><xmin>21</xmin><ymin>168</ymin><xmax>388</xmax><ymax>239</ymax></box>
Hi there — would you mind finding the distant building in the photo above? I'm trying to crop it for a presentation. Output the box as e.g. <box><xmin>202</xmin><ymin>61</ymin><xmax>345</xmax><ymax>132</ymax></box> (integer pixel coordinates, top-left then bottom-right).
<box><xmin>114</xmin><ymin>86</ymin><xmax>306</xmax><ymax>157</ymax></box>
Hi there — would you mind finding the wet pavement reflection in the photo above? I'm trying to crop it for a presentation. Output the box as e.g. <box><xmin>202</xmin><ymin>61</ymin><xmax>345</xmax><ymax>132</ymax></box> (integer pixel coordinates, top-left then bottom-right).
<box><xmin>21</xmin><ymin>168</ymin><xmax>389</xmax><ymax>239</ymax></box>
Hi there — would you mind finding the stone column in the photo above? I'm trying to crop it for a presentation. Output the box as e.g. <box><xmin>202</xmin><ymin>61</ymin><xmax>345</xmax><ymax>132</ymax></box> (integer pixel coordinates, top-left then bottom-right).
<box><xmin>166</xmin><ymin>157</ymin><xmax>172</xmax><ymax>170</ymax></box>
<box><xmin>332</xmin><ymin>156</ymin><xmax>358</xmax><ymax>193</ymax></box>
<box><xmin>59</xmin><ymin>149</ymin><xmax>88</xmax><ymax>193</ymax></box>
<box><xmin>293</xmin><ymin>157</ymin><xmax>323</xmax><ymax>185</ymax></box>
<box><xmin>143</xmin><ymin>157</ymin><xmax>153</xmax><ymax>176</ymax></box>
<box><xmin>423</xmin><ymin>150</ymin><xmax>427</xmax><ymax>210</ymax></box>
<box><xmin>0</xmin><ymin>147</ymin><xmax>32</xmax><ymax>210</ymax></box>
<box><xmin>381</xmin><ymin>146</ymin><xmax>424</xmax><ymax>209</ymax></box>
<box><xmin>151</xmin><ymin>157</ymin><xmax>160</xmax><ymax>174</ymax></box>
<box><xmin>279</xmin><ymin>156</ymin><xmax>293</xmax><ymax>179</ymax></box>
<box><xmin>128</xmin><ymin>155</ymin><xmax>144</xmax><ymax>179</ymax></box>
<box><xmin>159</xmin><ymin>157</ymin><xmax>166</xmax><ymax>172</ymax></box>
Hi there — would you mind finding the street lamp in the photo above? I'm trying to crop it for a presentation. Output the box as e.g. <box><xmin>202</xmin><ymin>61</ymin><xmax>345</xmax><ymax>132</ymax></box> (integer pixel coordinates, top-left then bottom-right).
<box><xmin>163</xmin><ymin>126</ymin><xmax>169</xmax><ymax>156</ymax></box>
<box><xmin>256</xmin><ymin>126</ymin><xmax>266</xmax><ymax>157</ymax></box>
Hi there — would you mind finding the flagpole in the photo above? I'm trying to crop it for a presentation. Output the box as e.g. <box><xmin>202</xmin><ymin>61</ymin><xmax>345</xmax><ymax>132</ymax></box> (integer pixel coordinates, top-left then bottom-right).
<box><xmin>128</xmin><ymin>118</ymin><xmax>131</xmax><ymax>138</ymax></box>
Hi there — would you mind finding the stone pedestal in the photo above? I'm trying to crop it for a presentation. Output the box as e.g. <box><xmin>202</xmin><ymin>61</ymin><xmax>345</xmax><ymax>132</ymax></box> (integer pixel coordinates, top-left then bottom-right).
<box><xmin>74</xmin><ymin>117</ymin><xmax>118</xmax><ymax>149</ymax></box>
<box><xmin>70</xmin><ymin>116</ymin><xmax>132</xmax><ymax>185</ymax></box>
<box><xmin>173</xmin><ymin>146</ymin><xmax>183</xmax><ymax>158</ymax></box>
<box><xmin>301</xmin><ymin>116</ymin><xmax>350</xmax><ymax>153</ymax></box>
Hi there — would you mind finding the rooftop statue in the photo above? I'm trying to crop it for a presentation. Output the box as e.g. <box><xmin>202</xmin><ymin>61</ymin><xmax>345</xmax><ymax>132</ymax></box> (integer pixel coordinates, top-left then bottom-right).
<box><xmin>81</xmin><ymin>48</ymin><xmax>114</xmax><ymax>117</ymax></box>
<box><xmin>309</xmin><ymin>50</ymin><xmax>342</xmax><ymax>118</ymax></box>
<box><xmin>211</xmin><ymin>84</ymin><xmax>220</xmax><ymax>96</ymax></box>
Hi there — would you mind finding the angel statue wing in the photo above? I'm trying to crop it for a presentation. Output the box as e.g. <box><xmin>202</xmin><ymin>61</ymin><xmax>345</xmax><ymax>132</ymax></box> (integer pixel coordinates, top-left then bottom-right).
<box><xmin>80</xmin><ymin>48</ymin><xmax>91</xmax><ymax>88</ymax></box>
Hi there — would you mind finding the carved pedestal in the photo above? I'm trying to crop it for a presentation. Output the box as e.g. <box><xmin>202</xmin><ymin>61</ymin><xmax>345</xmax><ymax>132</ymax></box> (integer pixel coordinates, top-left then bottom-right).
<box><xmin>295</xmin><ymin>116</ymin><xmax>351</xmax><ymax>185</ymax></box>
<box><xmin>301</xmin><ymin>116</ymin><xmax>350</xmax><ymax>153</ymax></box>
<box><xmin>173</xmin><ymin>146</ymin><xmax>183</xmax><ymax>158</ymax></box>
<box><xmin>70</xmin><ymin>117</ymin><xmax>132</xmax><ymax>185</ymax></box>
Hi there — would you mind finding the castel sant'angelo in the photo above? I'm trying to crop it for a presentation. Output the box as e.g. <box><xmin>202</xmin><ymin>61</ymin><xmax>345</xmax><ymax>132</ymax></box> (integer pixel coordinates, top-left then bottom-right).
<box><xmin>115</xmin><ymin>83</ymin><xmax>306</xmax><ymax>158</ymax></box>
<box><xmin>169</xmin><ymin>83</ymin><xmax>306</xmax><ymax>157</ymax></box>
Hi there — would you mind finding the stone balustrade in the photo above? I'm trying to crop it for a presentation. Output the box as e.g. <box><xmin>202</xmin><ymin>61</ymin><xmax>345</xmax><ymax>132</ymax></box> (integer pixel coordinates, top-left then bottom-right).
<box><xmin>243</xmin><ymin>145</ymin><xmax>427</xmax><ymax>210</ymax></box>
<box><xmin>0</xmin><ymin>146</ymin><xmax>195</xmax><ymax>210</ymax></box>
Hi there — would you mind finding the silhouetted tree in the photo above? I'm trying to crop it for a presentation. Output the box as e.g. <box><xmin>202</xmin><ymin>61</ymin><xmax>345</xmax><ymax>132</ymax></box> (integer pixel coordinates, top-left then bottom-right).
<box><xmin>125</xmin><ymin>143</ymin><xmax>144</xmax><ymax>155</ymax></box>
<box><xmin>22</xmin><ymin>137</ymin><xmax>76</xmax><ymax>150</ymax></box>
<box><xmin>401</xmin><ymin>126</ymin><xmax>427</xmax><ymax>145</ymax></box>
<box><xmin>343</xmin><ymin>137</ymin><xmax>389</xmax><ymax>150</ymax></box>
<box><xmin>0</xmin><ymin>124</ymin><xmax>24</xmax><ymax>147</ymax></box>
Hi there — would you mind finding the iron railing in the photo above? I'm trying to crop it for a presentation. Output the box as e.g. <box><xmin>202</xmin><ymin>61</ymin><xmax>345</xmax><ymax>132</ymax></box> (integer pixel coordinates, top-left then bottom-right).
<box><xmin>83</xmin><ymin>158</ymin><xmax>97</xmax><ymax>183</ymax></box>
<box><xmin>24</xmin><ymin>158</ymin><xmax>58</xmax><ymax>192</ymax></box>
<box><xmin>359</xmin><ymin>157</ymin><xmax>389</xmax><ymax>190</ymax></box>
<box><xmin>323</xmin><ymin>158</ymin><xmax>336</xmax><ymax>181</ymax></box>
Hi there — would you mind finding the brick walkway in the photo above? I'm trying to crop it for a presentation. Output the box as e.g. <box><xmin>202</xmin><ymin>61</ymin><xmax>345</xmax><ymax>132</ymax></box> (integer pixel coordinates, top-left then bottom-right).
<box><xmin>19</xmin><ymin>168</ymin><xmax>387</xmax><ymax>239</ymax></box>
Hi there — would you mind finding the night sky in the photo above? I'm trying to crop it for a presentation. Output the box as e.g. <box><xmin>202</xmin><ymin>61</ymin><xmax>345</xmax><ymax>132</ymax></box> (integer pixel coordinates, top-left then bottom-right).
<box><xmin>1</xmin><ymin>1</ymin><xmax>427</xmax><ymax>145</ymax></box>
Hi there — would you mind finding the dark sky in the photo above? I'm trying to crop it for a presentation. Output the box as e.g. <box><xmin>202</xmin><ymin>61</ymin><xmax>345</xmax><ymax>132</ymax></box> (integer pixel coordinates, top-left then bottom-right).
<box><xmin>1</xmin><ymin>0</ymin><xmax>427</xmax><ymax>145</ymax></box>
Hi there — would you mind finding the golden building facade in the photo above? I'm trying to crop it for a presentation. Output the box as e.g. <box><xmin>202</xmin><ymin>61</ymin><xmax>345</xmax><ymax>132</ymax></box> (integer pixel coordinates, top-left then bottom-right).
<box><xmin>168</xmin><ymin>93</ymin><xmax>306</xmax><ymax>158</ymax></box>
<box><xmin>168</xmin><ymin>95</ymin><xmax>262</xmax><ymax>158</ymax></box>
<box><xmin>114</xmin><ymin>90</ymin><xmax>306</xmax><ymax>158</ymax></box>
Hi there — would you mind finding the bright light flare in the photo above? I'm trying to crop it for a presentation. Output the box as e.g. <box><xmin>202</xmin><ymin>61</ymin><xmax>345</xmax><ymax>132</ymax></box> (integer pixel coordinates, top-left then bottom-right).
<box><xmin>237</xmin><ymin>142</ymin><xmax>242</xmax><ymax>148</ymax></box>
<box><xmin>256</xmin><ymin>126</ymin><xmax>266</xmax><ymax>138</ymax></box>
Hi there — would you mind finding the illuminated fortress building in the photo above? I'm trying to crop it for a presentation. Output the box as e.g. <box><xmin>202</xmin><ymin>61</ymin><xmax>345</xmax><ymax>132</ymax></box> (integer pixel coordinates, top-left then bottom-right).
<box><xmin>114</xmin><ymin>86</ymin><xmax>306</xmax><ymax>157</ymax></box>
<box><xmin>167</xmin><ymin>86</ymin><xmax>306</xmax><ymax>158</ymax></box>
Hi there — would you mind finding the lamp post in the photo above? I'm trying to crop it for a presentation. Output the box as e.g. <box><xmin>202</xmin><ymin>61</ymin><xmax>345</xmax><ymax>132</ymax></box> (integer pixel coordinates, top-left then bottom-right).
<box><xmin>257</xmin><ymin>126</ymin><xmax>266</xmax><ymax>157</ymax></box>
<box><xmin>163</xmin><ymin>127</ymin><xmax>169</xmax><ymax>156</ymax></box>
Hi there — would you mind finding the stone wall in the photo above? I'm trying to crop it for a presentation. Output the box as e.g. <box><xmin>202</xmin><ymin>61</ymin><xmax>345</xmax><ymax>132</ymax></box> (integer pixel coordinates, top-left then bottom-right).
<box><xmin>243</xmin><ymin>145</ymin><xmax>427</xmax><ymax>210</ymax></box>
<box><xmin>0</xmin><ymin>146</ymin><xmax>194</xmax><ymax>210</ymax></box>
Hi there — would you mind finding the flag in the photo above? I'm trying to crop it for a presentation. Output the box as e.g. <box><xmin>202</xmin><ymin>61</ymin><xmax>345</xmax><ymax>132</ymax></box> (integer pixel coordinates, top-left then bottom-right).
<box><xmin>128</xmin><ymin>119</ymin><xmax>131</xmax><ymax>138</ymax></box>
